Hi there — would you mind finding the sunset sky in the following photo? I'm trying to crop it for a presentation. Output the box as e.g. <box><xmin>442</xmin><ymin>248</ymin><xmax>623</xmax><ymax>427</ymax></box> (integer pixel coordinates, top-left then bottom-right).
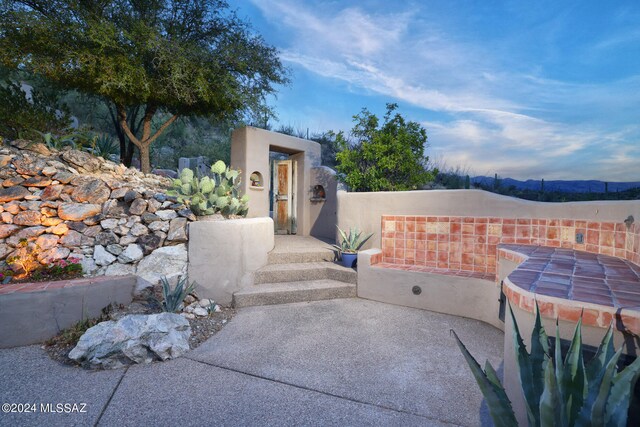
<box><xmin>230</xmin><ymin>0</ymin><xmax>640</xmax><ymax>181</ymax></box>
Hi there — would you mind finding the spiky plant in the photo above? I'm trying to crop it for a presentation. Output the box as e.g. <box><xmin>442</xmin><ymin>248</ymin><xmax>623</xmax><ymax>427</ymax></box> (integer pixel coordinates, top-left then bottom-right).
<box><xmin>158</xmin><ymin>275</ymin><xmax>197</xmax><ymax>313</ymax></box>
<box><xmin>332</xmin><ymin>226</ymin><xmax>373</xmax><ymax>254</ymax></box>
<box><xmin>453</xmin><ymin>303</ymin><xmax>640</xmax><ymax>427</ymax></box>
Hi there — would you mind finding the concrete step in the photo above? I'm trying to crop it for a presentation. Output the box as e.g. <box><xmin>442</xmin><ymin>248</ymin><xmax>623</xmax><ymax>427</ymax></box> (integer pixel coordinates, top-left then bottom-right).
<box><xmin>254</xmin><ymin>262</ymin><xmax>357</xmax><ymax>285</ymax></box>
<box><xmin>267</xmin><ymin>249</ymin><xmax>336</xmax><ymax>264</ymax></box>
<box><xmin>233</xmin><ymin>280</ymin><xmax>356</xmax><ymax>308</ymax></box>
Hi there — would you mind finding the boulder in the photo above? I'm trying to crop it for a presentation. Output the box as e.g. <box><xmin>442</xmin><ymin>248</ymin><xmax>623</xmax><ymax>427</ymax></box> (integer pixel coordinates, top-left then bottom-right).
<box><xmin>12</xmin><ymin>210</ymin><xmax>42</xmax><ymax>226</ymax></box>
<box><xmin>0</xmin><ymin>224</ymin><xmax>20</xmax><ymax>239</ymax></box>
<box><xmin>104</xmin><ymin>262</ymin><xmax>136</xmax><ymax>276</ymax></box>
<box><xmin>72</xmin><ymin>179</ymin><xmax>111</xmax><ymax>204</ymax></box>
<box><xmin>167</xmin><ymin>218</ymin><xmax>188</xmax><ymax>242</ymax></box>
<box><xmin>0</xmin><ymin>186</ymin><xmax>30</xmax><ymax>203</ymax></box>
<box><xmin>13</xmin><ymin>158</ymin><xmax>45</xmax><ymax>175</ymax></box>
<box><xmin>136</xmin><ymin>244</ymin><xmax>188</xmax><ymax>287</ymax></box>
<box><xmin>61</xmin><ymin>149</ymin><xmax>101</xmax><ymax>172</ymax></box>
<box><xmin>117</xmin><ymin>244</ymin><xmax>144</xmax><ymax>263</ymax></box>
<box><xmin>58</xmin><ymin>203</ymin><xmax>102</xmax><ymax>221</ymax></box>
<box><xmin>68</xmin><ymin>313</ymin><xmax>191</xmax><ymax>369</ymax></box>
<box><xmin>93</xmin><ymin>245</ymin><xmax>116</xmax><ymax>266</ymax></box>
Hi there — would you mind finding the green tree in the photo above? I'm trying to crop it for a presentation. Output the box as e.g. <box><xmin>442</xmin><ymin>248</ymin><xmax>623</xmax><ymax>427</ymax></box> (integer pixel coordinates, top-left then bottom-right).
<box><xmin>0</xmin><ymin>0</ymin><xmax>288</xmax><ymax>173</ymax></box>
<box><xmin>334</xmin><ymin>103</ymin><xmax>436</xmax><ymax>192</ymax></box>
<box><xmin>0</xmin><ymin>78</ymin><xmax>71</xmax><ymax>140</ymax></box>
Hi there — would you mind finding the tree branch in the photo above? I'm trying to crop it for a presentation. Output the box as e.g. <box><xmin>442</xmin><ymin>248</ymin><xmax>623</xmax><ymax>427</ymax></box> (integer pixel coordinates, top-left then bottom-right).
<box><xmin>117</xmin><ymin>105</ymin><xmax>142</xmax><ymax>148</ymax></box>
<box><xmin>146</xmin><ymin>114</ymin><xmax>179</xmax><ymax>145</ymax></box>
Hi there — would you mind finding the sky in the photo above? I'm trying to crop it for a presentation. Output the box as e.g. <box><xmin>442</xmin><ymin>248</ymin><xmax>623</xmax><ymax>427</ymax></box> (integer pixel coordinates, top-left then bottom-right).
<box><xmin>229</xmin><ymin>0</ymin><xmax>640</xmax><ymax>181</ymax></box>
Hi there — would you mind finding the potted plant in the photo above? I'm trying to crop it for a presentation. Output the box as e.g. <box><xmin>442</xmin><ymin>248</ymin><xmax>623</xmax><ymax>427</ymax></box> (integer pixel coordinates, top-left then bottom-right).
<box><xmin>332</xmin><ymin>226</ymin><xmax>373</xmax><ymax>268</ymax></box>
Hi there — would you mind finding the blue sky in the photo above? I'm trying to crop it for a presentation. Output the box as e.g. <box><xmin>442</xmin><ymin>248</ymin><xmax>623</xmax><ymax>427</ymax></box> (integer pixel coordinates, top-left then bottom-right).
<box><xmin>230</xmin><ymin>0</ymin><xmax>640</xmax><ymax>181</ymax></box>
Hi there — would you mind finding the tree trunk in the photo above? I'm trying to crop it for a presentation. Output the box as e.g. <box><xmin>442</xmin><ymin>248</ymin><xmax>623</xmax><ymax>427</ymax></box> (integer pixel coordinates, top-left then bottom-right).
<box><xmin>139</xmin><ymin>144</ymin><xmax>151</xmax><ymax>175</ymax></box>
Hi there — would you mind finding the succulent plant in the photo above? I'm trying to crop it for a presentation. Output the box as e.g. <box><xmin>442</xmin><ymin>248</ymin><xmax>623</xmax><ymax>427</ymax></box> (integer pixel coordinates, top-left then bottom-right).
<box><xmin>453</xmin><ymin>302</ymin><xmax>640</xmax><ymax>427</ymax></box>
<box><xmin>167</xmin><ymin>161</ymin><xmax>249</xmax><ymax>217</ymax></box>
<box><xmin>157</xmin><ymin>275</ymin><xmax>197</xmax><ymax>313</ymax></box>
<box><xmin>332</xmin><ymin>226</ymin><xmax>373</xmax><ymax>254</ymax></box>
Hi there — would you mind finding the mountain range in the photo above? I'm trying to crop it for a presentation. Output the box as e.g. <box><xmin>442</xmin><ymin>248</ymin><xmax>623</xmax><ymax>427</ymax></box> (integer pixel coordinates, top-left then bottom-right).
<box><xmin>471</xmin><ymin>177</ymin><xmax>640</xmax><ymax>193</ymax></box>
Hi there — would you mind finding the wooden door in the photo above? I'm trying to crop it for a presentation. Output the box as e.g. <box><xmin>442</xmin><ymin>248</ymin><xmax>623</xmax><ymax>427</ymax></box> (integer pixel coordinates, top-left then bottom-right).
<box><xmin>273</xmin><ymin>160</ymin><xmax>293</xmax><ymax>234</ymax></box>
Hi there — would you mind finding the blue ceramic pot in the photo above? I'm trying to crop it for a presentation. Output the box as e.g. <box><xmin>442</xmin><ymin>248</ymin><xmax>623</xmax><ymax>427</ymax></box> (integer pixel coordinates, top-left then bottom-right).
<box><xmin>341</xmin><ymin>252</ymin><xmax>357</xmax><ymax>268</ymax></box>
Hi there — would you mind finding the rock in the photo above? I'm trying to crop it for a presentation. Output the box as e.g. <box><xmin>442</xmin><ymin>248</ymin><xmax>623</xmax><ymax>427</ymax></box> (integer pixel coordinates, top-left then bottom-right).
<box><xmin>193</xmin><ymin>307</ymin><xmax>208</xmax><ymax>317</ymax></box>
<box><xmin>177</xmin><ymin>208</ymin><xmax>196</xmax><ymax>221</ymax></box>
<box><xmin>2</xmin><ymin>176</ymin><xmax>24</xmax><ymax>186</ymax></box>
<box><xmin>113</xmin><ymin>225</ymin><xmax>130</xmax><ymax>236</ymax></box>
<box><xmin>100</xmin><ymin>218</ymin><xmax>119</xmax><ymax>230</ymax></box>
<box><xmin>0</xmin><ymin>155</ymin><xmax>13</xmax><ymax>168</ymax></box>
<box><xmin>67</xmin><ymin>221</ymin><xmax>88</xmax><ymax>233</ymax></box>
<box><xmin>136</xmin><ymin>244</ymin><xmax>188</xmax><ymax>287</ymax></box>
<box><xmin>83</xmin><ymin>213</ymin><xmax>105</xmax><ymax>226</ymax></box>
<box><xmin>0</xmin><ymin>224</ymin><xmax>20</xmax><ymax>239</ymax></box>
<box><xmin>148</xmin><ymin>220</ymin><xmax>170</xmax><ymax>232</ymax></box>
<box><xmin>41</xmin><ymin>166</ymin><xmax>58</xmax><ymax>176</ymax></box>
<box><xmin>68</xmin><ymin>313</ymin><xmax>191</xmax><ymax>369</ymax></box>
<box><xmin>93</xmin><ymin>245</ymin><xmax>116</xmax><ymax>266</ymax></box>
<box><xmin>58</xmin><ymin>203</ymin><xmax>102</xmax><ymax>221</ymax></box>
<box><xmin>59</xmin><ymin>230</ymin><xmax>85</xmax><ymax>247</ymax></box>
<box><xmin>35</xmin><ymin>234</ymin><xmax>59</xmax><ymax>250</ymax></box>
<box><xmin>95</xmin><ymin>231</ymin><xmax>119</xmax><ymax>246</ymax></box>
<box><xmin>79</xmin><ymin>255</ymin><xmax>98</xmax><ymax>275</ymax></box>
<box><xmin>106</xmin><ymin>244</ymin><xmax>124</xmax><ymax>255</ymax></box>
<box><xmin>141</xmin><ymin>213</ymin><xmax>161</xmax><ymax>224</ymax></box>
<box><xmin>124</xmin><ymin>190</ymin><xmax>141</xmax><ymax>203</ymax></box>
<box><xmin>41</xmin><ymin>216</ymin><xmax>63</xmax><ymax>227</ymax></box>
<box><xmin>117</xmin><ymin>244</ymin><xmax>144</xmax><ymax>263</ymax></box>
<box><xmin>1</xmin><ymin>212</ymin><xmax>13</xmax><ymax>223</ymax></box>
<box><xmin>154</xmin><ymin>193</ymin><xmax>167</xmax><ymax>202</ymax></box>
<box><xmin>104</xmin><ymin>262</ymin><xmax>136</xmax><ymax>276</ymax></box>
<box><xmin>49</xmin><ymin>222</ymin><xmax>68</xmax><ymax>235</ymax></box>
<box><xmin>167</xmin><ymin>218</ymin><xmax>188</xmax><ymax>242</ymax></box>
<box><xmin>41</xmin><ymin>184</ymin><xmax>64</xmax><ymax>201</ymax></box>
<box><xmin>72</xmin><ymin>179</ymin><xmax>111</xmax><ymax>204</ymax></box>
<box><xmin>40</xmin><ymin>206</ymin><xmax>57</xmax><ymax>217</ymax></box>
<box><xmin>0</xmin><ymin>244</ymin><xmax>11</xmax><ymax>259</ymax></box>
<box><xmin>11</xmin><ymin>140</ymin><xmax>51</xmax><ymax>156</ymax></box>
<box><xmin>128</xmin><ymin>198</ymin><xmax>147</xmax><ymax>215</ymax></box>
<box><xmin>7</xmin><ymin>226</ymin><xmax>45</xmax><ymax>246</ymax></box>
<box><xmin>109</xmin><ymin>187</ymin><xmax>129</xmax><ymax>199</ymax></box>
<box><xmin>147</xmin><ymin>198</ymin><xmax>161</xmax><ymax>213</ymax></box>
<box><xmin>119</xmin><ymin>234</ymin><xmax>138</xmax><ymax>245</ymax></box>
<box><xmin>22</xmin><ymin>176</ymin><xmax>52</xmax><ymax>187</ymax></box>
<box><xmin>136</xmin><ymin>233</ymin><xmax>162</xmax><ymax>255</ymax></box>
<box><xmin>199</xmin><ymin>299</ymin><xmax>213</xmax><ymax>307</ymax></box>
<box><xmin>53</xmin><ymin>171</ymin><xmax>74</xmax><ymax>184</ymax></box>
<box><xmin>184</xmin><ymin>295</ymin><xmax>197</xmax><ymax>305</ymax></box>
<box><xmin>83</xmin><ymin>225</ymin><xmax>102</xmax><ymax>237</ymax></box>
<box><xmin>4</xmin><ymin>202</ymin><xmax>20</xmax><ymax>214</ymax></box>
<box><xmin>155</xmin><ymin>210</ymin><xmax>178</xmax><ymax>220</ymax></box>
<box><xmin>0</xmin><ymin>186</ymin><xmax>31</xmax><ymax>203</ymax></box>
<box><xmin>13</xmin><ymin>211</ymin><xmax>41</xmax><ymax>226</ymax></box>
<box><xmin>61</xmin><ymin>149</ymin><xmax>101</xmax><ymax>172</ymax></box>
<box><xmin>19</xmin><ymin>200</ymin><xmax>41</xmax><ymax>211</ymax></box>
<box><xmin>38</xmin><ymin>247</ymin><xmax>70</xmax><ymax>264</ymax></box>
<box><xmin>129</xmin><ymin>223</ymin><xmax>148</xmax><ymax>237</ymax></box>
<box><xmin>13</xmin><ymin>158</ymin><xmax>45</xmax><ymax>175</ymax></box>
<box><xmin>103</xmin><ymin>199</ymin><xmax>127</xmax><ymax>216</ymax></box>
<box><xmin>181</xmin><ymin>313</ymin><xmax>195</xmax><ymax>320</ymax></box>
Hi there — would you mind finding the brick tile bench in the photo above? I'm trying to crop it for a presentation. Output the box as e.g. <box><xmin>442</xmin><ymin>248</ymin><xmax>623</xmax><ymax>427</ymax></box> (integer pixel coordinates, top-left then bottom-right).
<box><xmin>499</xmin><ymin>244</ymin><xmax>640</xmax><ymax>335</ymax></box>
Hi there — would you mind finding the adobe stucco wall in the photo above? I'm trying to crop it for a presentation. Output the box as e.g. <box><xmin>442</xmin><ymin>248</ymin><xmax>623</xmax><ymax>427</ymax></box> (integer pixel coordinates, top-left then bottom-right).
<box><xmin>187</xmin><ymin>217</ymin><xmax>274</xmax><ymax>304</ymax></box>
<box><xmin>337</xmin><ymin>189</ymin><xmax>640</xmax><ymax>249</ymax></box>
<box><xmin>309</xmin><ymin>166</ymin><xmax>338</xmax><ymax>240</ymax></box>
<box><xmin>230</xmin><ymin>126</ymin><xmax>323</xmax><ymax>237</ymax></box>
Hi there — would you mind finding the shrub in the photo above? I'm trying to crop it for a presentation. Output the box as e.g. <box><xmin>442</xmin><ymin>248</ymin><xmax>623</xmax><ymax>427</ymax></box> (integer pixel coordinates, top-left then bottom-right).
<box><xmin>158</xmin><ymin>276</ymin><xmax>197</xmax><ymax>313</ymax></box>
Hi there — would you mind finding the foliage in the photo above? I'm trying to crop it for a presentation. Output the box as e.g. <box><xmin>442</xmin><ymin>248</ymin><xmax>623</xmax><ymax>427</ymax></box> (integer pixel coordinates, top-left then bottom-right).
<box><xmin>46</xmin><ymin>311</ymin><xmax>110</xmax><ymax>348</ymax></box>
<box><xmin>3</xmin><ymin>247</ymin><xmax>83</xmax><ymax>283</ymax></box>
<box><xmin>0</xmin><ymin>0</ymin><xmax>289</xmax><ymax>173</ymax></box>
<box><xmin>453</xmin><ymin>303</ymin><xmax>640</xmax><ymax>427</ymax></box>
<box><xmin>334</xmin><ymin>103</ymin><xmax>437</xmax><ymax>192</ymax></box>
<box><xmin>0</xmin><ymin>79</ymin><xmax>72</xmax><ymax>140</ymax></box>
<box><xmin>6</xmin><ymin>238</ymin><xmax>40</xmax><ymax>277</ymax></box>
<box><xmin>158</xmin><ymin>275</ymin><xmax>197</xmax><ymax>313</ymax></box>
<box><xmin>168</xmin><ymin>161</ymin><xmax>249</xmax><ymax>216</ymax></box>
<box><xmin>85</xmin><ymin>133</ymin><xmax>119</xmax><ymax>159</ymax></box>
<box><xmin>332</xmin><ymin>226</ymin><xmax>373</xmax><ymax>254</ymax></box>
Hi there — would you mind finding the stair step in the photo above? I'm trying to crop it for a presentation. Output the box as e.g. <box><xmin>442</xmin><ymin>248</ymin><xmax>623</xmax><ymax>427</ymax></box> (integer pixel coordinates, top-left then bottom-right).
<box><xmin>267</xmin><ymin>249</ymin><xmax>337</xmax><ymax>264</ymax></box>
<box><xmin>254</xmin><ymin>262</ymin><xmax>357</xmax><ymax>285</ymax></box>
<box><xmin>233</xmin><ymin>280</ymin><xmax>356</xmax><ymax>308</ymax></box>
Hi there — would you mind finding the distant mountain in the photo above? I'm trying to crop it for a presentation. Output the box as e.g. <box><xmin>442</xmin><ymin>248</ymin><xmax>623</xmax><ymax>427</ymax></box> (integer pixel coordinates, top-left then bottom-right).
<box><xmin>471</xmin><ymin>177</ymin><xmax>640</xmax><ymax>193</ymax></box>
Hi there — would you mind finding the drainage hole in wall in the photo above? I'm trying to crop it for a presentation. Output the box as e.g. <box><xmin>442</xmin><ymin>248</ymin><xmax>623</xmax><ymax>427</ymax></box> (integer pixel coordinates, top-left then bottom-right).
<box><xmin>412</xmin><ymin>286</ymin><xmax>422</xmax><ymax>295</ymax></box>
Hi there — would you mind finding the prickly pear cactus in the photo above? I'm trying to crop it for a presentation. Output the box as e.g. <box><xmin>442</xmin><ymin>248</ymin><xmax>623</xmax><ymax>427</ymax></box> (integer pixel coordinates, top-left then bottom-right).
<box><xmin>167</xmin><ymin>162</ymin><xmax>249</xmax><ymax>217</ymax></box>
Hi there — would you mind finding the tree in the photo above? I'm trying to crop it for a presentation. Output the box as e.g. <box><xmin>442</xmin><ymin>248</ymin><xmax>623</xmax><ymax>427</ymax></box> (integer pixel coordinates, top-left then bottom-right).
<box><xmin>0</xmin><ymin>0</ymin><xmax>289</xmax><ymax>173</ymax></box>
<box><xmin>334</xmin><ymin>103</ymin><xmax>437</xmax><ymax>192</ymax></box>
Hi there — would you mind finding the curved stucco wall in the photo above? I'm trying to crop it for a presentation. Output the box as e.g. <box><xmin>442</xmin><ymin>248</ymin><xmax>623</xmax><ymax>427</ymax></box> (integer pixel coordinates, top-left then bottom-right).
<box><xmin>187</xmin><ymin>217</ymin><xmax>275</xmax><ymax>304</ymax></box>
<box><xmin>337</xmin><ymin>189</ymin><xmax>640</xmax><ymax>249</ymax></box>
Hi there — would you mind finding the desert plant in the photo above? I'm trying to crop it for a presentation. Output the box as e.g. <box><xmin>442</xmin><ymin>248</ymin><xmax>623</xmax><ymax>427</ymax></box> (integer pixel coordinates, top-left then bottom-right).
<box><xmin>332</xmin><ymin>226</ymin><xmax>373</xmax><ymax>254</ymax></box>
<box><xmin>452</xmin><ymin>303</ymin><xmax>640</xmax><ymax>427</ymax></box>
<box><xmin>85</xmin><ymin>133</ymin><xmax>119</xmax><ymax>159</ymax></box>
<box><xmin>158</xmin><ymin>275</ymin><xmax>197</xmax><ymax>313</ymax></box>
<box><xmin>168</xmin><ymin>161</ymin><xmax>249</xmax><ymax>217</ymax></box>
<box><xmin>36</xmin><ymin>130</ymin><xmax>79</xmax><ymax>150</ymax></box>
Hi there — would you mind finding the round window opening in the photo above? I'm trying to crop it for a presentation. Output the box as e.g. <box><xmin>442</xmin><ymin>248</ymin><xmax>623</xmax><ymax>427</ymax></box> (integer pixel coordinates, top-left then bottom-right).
<box><xmin>312</xmin><ymin>184</ymin><xmax>326</xmax><ymax>199</ymax></box>
<box><xmin>250</xmin><ymin>171</ymin><xmax>263</xmax><ymax>187</ymax></box>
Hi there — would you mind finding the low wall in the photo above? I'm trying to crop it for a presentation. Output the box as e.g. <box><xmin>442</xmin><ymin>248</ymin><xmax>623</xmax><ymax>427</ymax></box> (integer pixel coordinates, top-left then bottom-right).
<box><xmin>0</xmin><ymin>275</ymin><xmax>136</xmax><ymax>348</ymax></box>
<box><xmin>188</xmin><ymin>217</ymin><xmax>275</xmax><ymax>304</ymax></box>
<box><xmin>357</xmin><ymin>249</ymin><xmax>503</xmax><ymax>329</ymax></box>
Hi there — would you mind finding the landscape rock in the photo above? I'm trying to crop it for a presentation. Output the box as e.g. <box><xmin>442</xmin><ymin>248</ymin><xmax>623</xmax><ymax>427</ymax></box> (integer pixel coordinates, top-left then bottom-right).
<box><xmin>129</xmin><ymin>198</ymin><xmax>147</xmax><ymax>215</ymax></box>
<box><xmin>61</xmin><ymin>149</ymin><xmax>101</xmax><ymax>172</ymax></box>
<box><xmin>167</xmin><ymin>218</ymin><xmax>188</xmax><ymax>242</ymax></box>
<box><xmin>22</xmin><ymin>176</ymin><xmax>52</xmax><ymax>187</ymax></box>
<box><xmin>136</xmin><ymin>244</ymin><xmax>188</xmax><ymax>287</ymax></box>
<box><xmin>0</xmin><ymin>186</ymin><xmax>31</xmax><ymax>203</ymax></box>
<box><xmin>41</xmin><ymin>184</ymin><xmax>64</xmax><ymax>201</ymax></box>
<box><xmin>72</xmin><ymin>179</ymin><xmax>111</xmax><ymax>204</ymax></box>
<box><xmin>58</xmin><ymin>203</ymin><xmax>102</xmax><ymax>221</ymax></box>
<box><xmin>106</xmin><ymin>244</ymin><xmax>124</xmax><ymax>255</ymax></box>
<box><xmin>12</xmin><ymin>211</ymin><xmax>41</xmax><ymax>226</ymax></box>
<box><xmin>68</xmin><ymin>313</ymin><xmax>191</xmax><ymax>369</ymax></box>
<box><xmin>155</xmin><ymin>209</ymin><xmax>178</xmax><ymax>220</ymax></box>
<box><xmin>38</xmin><ymin>247</ymin><xmax>70</xmax><ymax>264</ymax></box>
<box><xmin>104</xmin><ymin>262</ymin><xmax>136</xmax><ymax>276</ymax></box>
<box><xmin>118</xmin><ymin>244</ymin><xmax>144</xmax><ymax>263</ymax></box>
<box><xmin>93</xmin><ymin>245</ymin><xmax>116</xmax><ymax>266</ymax></box>
<box><xmin>136</xmin><ymin>233</ymin><xmax>162</xmax><ymax>254</ymax></box>
<box><xmin>95</xmin><ymin>231</ymin><xmax>119</xmax><ymax>246</ymax></box>
<box><xmin>0</xmin><ymin>225</ymin><xmax>20</xmax><ymax>241</ymax></box>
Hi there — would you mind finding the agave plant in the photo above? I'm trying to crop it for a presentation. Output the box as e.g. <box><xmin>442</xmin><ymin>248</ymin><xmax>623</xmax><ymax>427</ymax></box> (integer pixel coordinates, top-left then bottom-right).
<box><xmin>453</xmin><ymin>303</ymin><xmax>640</xmax><ymax>427</ymax></box>
<box><xmin>158</xmin><ymin>275</ymin><xmax>197</xmax><ymax>313</ymax></box>
<box><xmin>332</xmin><ymin>226</ymin><xmax>373</xmax><ymax>254</ymax></box>
<box><xmin>86</xmin><ymin>133</ymin><xmax>119</xmax><ymax>158</ymax></box>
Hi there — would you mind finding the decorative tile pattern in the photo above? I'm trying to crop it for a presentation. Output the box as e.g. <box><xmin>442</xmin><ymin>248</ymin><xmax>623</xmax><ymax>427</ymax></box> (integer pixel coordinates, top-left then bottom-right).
<box><xmin>381</xmin><ymin>216</ymin><xmax>640</xmax><ymax>274</ymax></box>
<box><xmin>499</xmin><ymin>245</ymin><xmax>640</xmax><ymax>334</ymax></box>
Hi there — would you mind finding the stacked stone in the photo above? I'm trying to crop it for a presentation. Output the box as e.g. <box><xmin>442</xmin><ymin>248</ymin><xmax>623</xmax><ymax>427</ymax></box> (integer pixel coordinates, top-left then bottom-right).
<box><xmin>0</xmin><ymin>140</ymin><xmax>195</xmax><ymax>281</ymax></box>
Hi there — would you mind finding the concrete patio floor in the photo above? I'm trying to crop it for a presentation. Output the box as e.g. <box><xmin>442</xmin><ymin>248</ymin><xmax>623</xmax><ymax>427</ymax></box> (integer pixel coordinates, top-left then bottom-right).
<box><xmin>0</xmin><ymin>299</ymin><xmax>503</xmax><ymax>427</ymax></box>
